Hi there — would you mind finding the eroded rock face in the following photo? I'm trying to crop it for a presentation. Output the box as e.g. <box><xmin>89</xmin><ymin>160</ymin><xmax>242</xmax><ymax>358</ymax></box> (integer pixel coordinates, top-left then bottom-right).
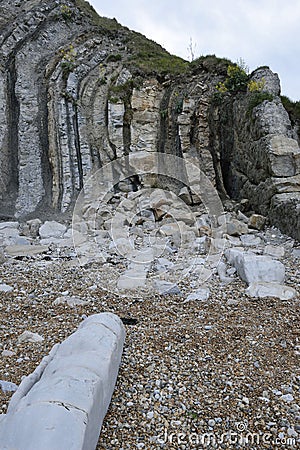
<box><xmin>210</xmin><ymin>67</ymin><xmax>300</xmax><ymax>240</ymax></box>
<box><xmin>0</xmin><ymin>1</ymin><xmax>299</xmax><ymax>241</ymax></box>
<box><xmin>0</xmin><ymin>0</ymin><xmax>220</xmax><ymax>219</ymax></box>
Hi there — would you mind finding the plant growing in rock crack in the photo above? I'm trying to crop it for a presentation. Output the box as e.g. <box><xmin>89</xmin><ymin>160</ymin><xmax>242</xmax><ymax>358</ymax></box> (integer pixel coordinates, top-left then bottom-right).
<box><xmin>160</xmin><ymin>108</ymin><xmax>168</xmax><ymax>119</ymax></box>
<box><xmin>60</xmin><ymin>44</ymin><xmax>77</xmax><ymax>77</ymax></box>
<box><xmin>247</xmin><ymin>92</ymin><xmax>274</xmax><ymax>115</ymax></box>
<box><xmin>216</xmin><ymin>59</ymin><xmax>249</xmax><ymax>95</ymax></box>
<box><xmin>60</xmin><ymin>4</ymin><xmax>74</xmax><ymax>22</ymax></box>
<box><xmin>247</xmin><ymin>78</ymin><xmax>266</xmax><ymax>92</ymax></box>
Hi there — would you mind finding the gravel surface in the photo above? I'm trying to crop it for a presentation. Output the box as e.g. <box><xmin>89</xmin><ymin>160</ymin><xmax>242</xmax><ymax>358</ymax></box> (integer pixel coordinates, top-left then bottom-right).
<box><xmin>0</xmin><ymin>228</ymin><xmax>299</xmax><ymax>449</ymax></box>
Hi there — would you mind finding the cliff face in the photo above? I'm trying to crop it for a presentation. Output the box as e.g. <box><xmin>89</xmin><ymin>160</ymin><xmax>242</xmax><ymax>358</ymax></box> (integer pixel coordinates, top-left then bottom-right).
<box><xmin>0</xmin><ymin>0</ymin><xmax>299</xmax><ymax>239</ymax></box>
<box><xmin>209</xmin><ymin>68</ymin><xmax>300</xmax><ymax>240</ymax></box>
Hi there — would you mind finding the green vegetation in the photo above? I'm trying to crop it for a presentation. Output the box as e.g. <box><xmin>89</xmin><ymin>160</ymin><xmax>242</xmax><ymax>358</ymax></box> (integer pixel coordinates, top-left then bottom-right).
<box><xmin>60</xmin><ymin>4</ymin><xmax>74</xmax><ymax>21</ymax></box>
<box><xmin>126</xmin><ymin>31</ymin><xmax>188</xmax><ymax>76</ymax></box>
<box><xmin>190</xmin><ymin>54</ymin><xmax>231</xmax><ymax>74</ymax></box>
<box><xmin>281</xmin><ymin>96</ymin><xmax>300</xmax><ymax>123</ymax></box>
<box><xmin>108</xmin><ymin>79</ymin><xmax>137</xmax><ymax>103</ymax></box>
<box><xmin>216</xmin><ymin>59</ymin><xmax>249</xmax><ymax>94</ymax></box>
<box><xmin>247</xmin><ymin>92</ymin><xmax>274</xmax><ymax>114</ymax></box>
<box><xmin>106</xmin><ymin>54</ymin><xmax>122</xmax><ymax>63</ymax></box>
<box><xmin>60</xmin><ymin>44</ymin><xmax>77</xmax><ymax>77</ymax></box>
<box><xmin>247</xmin><ymin>78</ymin><xmax>266</xmax><ymax>92</ymax></box>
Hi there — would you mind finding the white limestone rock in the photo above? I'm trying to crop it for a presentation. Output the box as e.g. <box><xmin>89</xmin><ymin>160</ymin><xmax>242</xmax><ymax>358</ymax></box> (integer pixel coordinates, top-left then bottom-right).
<box><xmin>264</xmin><ymin>245</ymin><xmax>285</xmax><ymax>258</ymax></box>
<box><xmin>246</xmin><ymin>282</ymin><xmax>298</xmax><ymax>300</ymax></box>
<box><xmin>0</xmin><ymin>283</ymin><xmax>13</xmax><ymax>293</ymax></box>
<box><xmin>117</xmin><ymin>270</ymin><xmax>147</xmax><ymax>290</ymax></box>
<box><xmin>0</xmin><ymin>313</ymin><xmax>125</xmax><ymax>450</ymax></box>
<box><xmin>39</xmin><ymin>221</ymin><xmax>67</xmax><ymax>239</ymax></box>
<box><xmin>53</xmin><ymin>296</ymin><xmax>90</xmax><ymax>307</ymax></box>
<box><xmin>153</xmin><ymin>280</ymin><xmax>181</xmax><ymax>295</ymax></box>
<box><xmin>226</xmin><ymin>219</ymin><xmax>248</xmax><ymax>236</ymax></box>
<box><xmin>240</xmin><ymin>234</ymin><xmax>262</xmax><ymax>247</ymax></box>
<box><xmin>225</xmin><ymin>249</ymin><xmax>285</xmax><ymax>285</ymax></box>
<box><xmin>4</xmin><ymin>244</ymin><xmax>49</xmax><ymax>257</ymax></box>
<box><xmin>184</xmin><ymin>287</ymin><xmax>210</xmax><ymax>302</ymax></box>
<box><xmin>17</xmin><ymin>331</ymin><xmax>44</xmax><ymax>344</ymax></box>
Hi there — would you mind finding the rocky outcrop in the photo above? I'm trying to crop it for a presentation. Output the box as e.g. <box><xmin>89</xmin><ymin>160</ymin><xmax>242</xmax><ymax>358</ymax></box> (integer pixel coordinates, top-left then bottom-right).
<box><xmin>0</xmin><ymin>1</ymin><xmax>299</xmax><ymax>241</ymax></box>
<box><xmin>209</xmin><ymin>68</ymin><xmax>300</xmax><ymax>240</ymax></box>
<box><xmin>0</xmin><ymin>0</ymin><xmax>221</xmax><ymax>219</ymax></box>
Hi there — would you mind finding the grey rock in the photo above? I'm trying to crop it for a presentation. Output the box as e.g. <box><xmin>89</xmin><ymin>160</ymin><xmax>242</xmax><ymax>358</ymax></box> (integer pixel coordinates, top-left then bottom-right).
<box><xmin>264</xmin><ymin>245</ymin><xmax>285</xmax><ymax>258</ymax></box>
<box><xmin>226</xmin><ymin>250</ymin><xmax>285</xmax><ymax>284</ymax></box>
<box><xmin>280</xmin><ymin>394</ymin><xmax>294</xmax><ymax>403</ymax></box>
<box><xmin>292</xmin><ymin>248</ymin><xmax>300</xmax><ymax>258</ymax></box>
<box><xmin>1</xmin><ymin>350</ymin><xmax>16</xmax><ymax>357</ymax></box>
<box><xmin>17</xmin><ymin>331</ymin><xmax>44</xmax><ymax>344</ymax></box>
<box><xmin>226</xmin><ymin>219</ymin><xmax>248</xmax><ymax>236</ymax></box>
<box><xmin>0</xmin><ymin>283</ymin><xmax>13</xmax><ymax>293</ymax></box>
<box><xmin>0</xmin><ymin>313</ymin><xmax>125</xmax><ymax>450</ymax></box>
<box><xmin>154</xmin><ymin>280</ymin><xmax>181</xmax><ymax>295</ymax></box>
<box><xmin>246</xmin><ymin>282</ymin><xmax>297</xmax><ymax>300</ymax></box>
<box><xmin>0</xmin><ymin>380</ymin><xmax>18</xmax><ymax>393</ymax></box>
<box><xmin>0</xmin><ymin>222</ymin><xmax>19</xmax><ymax>230</ymax></box>
<box><xmin>39</xmin><ymin>221</ymin><xmax>67</xmax><ymax>239</ymax></box>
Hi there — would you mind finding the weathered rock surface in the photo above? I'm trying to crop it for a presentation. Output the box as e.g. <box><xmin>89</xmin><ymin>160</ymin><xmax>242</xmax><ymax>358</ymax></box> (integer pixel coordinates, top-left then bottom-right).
<box><xmin>210</xmin><ymin>68</ymin><xmax>300</xmax><ymax>240</ymax></box>
<box><xmin>0</xmin><ymin>313</ymin><xmax>125</xmax><ymax>450</ymax></box>
<box><xmin>225</xmin><ymin>249</ymin><xmax>285</xmax><ymax>284</ymax></box>
<box><xmin>0</xmin><ymin>1</ymin><xmax>298</xmax><ymax>243</ymax></box>
<box><xmin>246</xmin><ymin>282</ymin><xmax>297</xmax><ymax>300</ymax></box>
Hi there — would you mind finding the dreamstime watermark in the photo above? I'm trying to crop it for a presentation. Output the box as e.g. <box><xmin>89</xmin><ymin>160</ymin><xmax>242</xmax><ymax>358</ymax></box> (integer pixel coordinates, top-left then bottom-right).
<box><xmin>156</xmin><ymin>422</ymin><xmax>296</xmax><ymax>447</ymax></box>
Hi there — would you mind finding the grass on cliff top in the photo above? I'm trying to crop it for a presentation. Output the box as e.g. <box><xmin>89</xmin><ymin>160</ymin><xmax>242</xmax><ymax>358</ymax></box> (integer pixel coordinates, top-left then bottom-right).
<box><xmin>75</xmin><ymin>0</ymin><xmax>123</xmax><ymax>30</ymax></box>
<box><xmin>74</xmin><ymin>1</ymin><xmax>232</xmax><ymax>77</ymax></box>
<box><xmin>125</xmin><ymin>31</ymin><xmax>189</xmax><ymax>76</ymax></box>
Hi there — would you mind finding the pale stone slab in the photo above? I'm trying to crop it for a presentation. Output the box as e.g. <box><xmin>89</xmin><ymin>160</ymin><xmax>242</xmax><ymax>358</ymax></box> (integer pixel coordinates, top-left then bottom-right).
<box><xmin>117</xmin><ymin>270</ymin><xmax>147</xmax><ymax>290</ymax></box>
<box><xmin>4</xmin><ymin>244</ymin><xmax>49</xmax><ymax>257</ymax></box>
<box><xmin>225</xmin><ymin>249</ymin><xmax>285</xmax><ymax>285</ymax></box>
<box><xmin>39</xmin><ymin>221</ymin><xmax>67</xmax><ymax>239</ymax></box>
<box><xmin>246</xmin><ymin>282</ymin><xmax>298</xmax><ymax>300</ymax></box>
<box><xmin>0</xmin><ymin>313</ymin><xmax>125</xmax><ymax>450</ymax></box>
<box><xmin>264</xmin><ymin>245</ymin><xmax>285</xmax><ymax>258</ymax></box>
<box><xmin>154</xmin><ymin>280</ymin><xmax>181</xmax><ymax>295</ymax></box>
<box><xmin>184</xmin><ymin>287</ymin><xmax>210</xmax><ymax>302</ymax></box>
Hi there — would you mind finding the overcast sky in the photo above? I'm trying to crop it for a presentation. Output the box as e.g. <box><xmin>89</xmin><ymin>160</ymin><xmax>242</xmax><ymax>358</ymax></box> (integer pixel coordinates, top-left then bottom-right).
<box><xmin>89</xmin><ymin>0</ymin><xmax>299</xmax><ymax>101</ymax></box>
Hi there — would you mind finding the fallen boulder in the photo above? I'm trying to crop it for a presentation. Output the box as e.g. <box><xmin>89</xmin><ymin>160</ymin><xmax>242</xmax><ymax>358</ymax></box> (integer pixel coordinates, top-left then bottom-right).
<box><xmin>0</xmin><ymin>313</ymin><xmax>125</xmax><ymax>450</ymax></box>
<box><xmin>225</xmin><ymin>249</ymin><xmax>285</xmax><ymax>284</ymax></box>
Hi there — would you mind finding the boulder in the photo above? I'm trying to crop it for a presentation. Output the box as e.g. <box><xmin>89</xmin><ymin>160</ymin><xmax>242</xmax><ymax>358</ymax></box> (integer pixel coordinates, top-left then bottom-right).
<box><xmin>226</xmin><ymin>219</ymin><xmax>248</xmax><ymax>236</ymax></box>
<box><xmin>39</xmin><ymin>221</ymin><xmax>67</xmax><ymax>239</ymax></box>
<box><xmin>225</xmin><ymin>249</ymin><xmax>285</xmax><ymax>285</ymax></box>
<box><xmin>249</xmin><ymin>214</ymin><xmax>266</xmax><ymax>230</ymax></box>
<box><xmin>0</xmin><ymin>313</ymin><xmax>125</xmax><ymax>450</ymax></box>
<box><xmin>246</xmin><ymin>282</ymin><xmax>297</xmax><ymax>300</ymax></box>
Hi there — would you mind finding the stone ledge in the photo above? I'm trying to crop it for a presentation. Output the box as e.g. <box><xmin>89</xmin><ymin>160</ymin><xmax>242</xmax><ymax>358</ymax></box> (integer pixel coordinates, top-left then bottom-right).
<box><xmin>0</xmin><ymin>313</ymin><xmax>125</xmax><ymax>450</ymax></box>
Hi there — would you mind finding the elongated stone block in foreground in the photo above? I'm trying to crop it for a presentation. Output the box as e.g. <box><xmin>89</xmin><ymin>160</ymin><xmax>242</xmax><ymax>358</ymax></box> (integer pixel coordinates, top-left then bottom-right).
<box><xmin>0</xmin><ymin>313</ymin><xmax>125</xmax><ymax>450</ymax></box>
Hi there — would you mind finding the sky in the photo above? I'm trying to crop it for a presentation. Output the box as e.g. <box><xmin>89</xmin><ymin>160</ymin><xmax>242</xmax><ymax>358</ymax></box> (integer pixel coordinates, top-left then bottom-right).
<box><xmin>89</xmin><ymin>0</ymin><xmax>299</xmax><ymax>101</ymax></box>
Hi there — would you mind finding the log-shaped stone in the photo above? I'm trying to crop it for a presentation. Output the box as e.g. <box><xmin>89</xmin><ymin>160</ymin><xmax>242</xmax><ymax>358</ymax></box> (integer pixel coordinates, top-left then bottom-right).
<box><xmin>0</xmin><ymin>313</ymin><xmax>125</xmax><ymax>450</ymax></box>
